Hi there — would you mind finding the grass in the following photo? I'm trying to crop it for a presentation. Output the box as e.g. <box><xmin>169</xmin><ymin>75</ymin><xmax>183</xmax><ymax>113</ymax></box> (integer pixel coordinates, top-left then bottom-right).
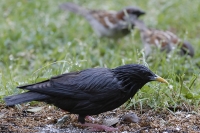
<box><xmin>0</xmin><ymin>0</ymin><xmax>200</xmax><ymax>111</ymax></box>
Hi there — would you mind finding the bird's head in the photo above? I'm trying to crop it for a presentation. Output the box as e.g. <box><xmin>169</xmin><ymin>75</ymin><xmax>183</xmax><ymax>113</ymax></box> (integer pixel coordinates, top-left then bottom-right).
<box><xmin>112</xmin><ymin>64</ymin><xmax>168</xmax><ymax>84</ymax></box>
<box><xmin>117</xmin><ymin>7</ymin><xmax>145</xmax><ymax>25</ymax></box>
<box><xmin>124</xmin><ymin>6</ymin><xmax>146</xmax><ymax>17</ymax></box>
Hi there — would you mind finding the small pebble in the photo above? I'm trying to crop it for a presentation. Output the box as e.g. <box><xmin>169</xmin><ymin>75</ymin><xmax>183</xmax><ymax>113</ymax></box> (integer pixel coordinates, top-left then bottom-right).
<box><xmin>121</xmin><ymin>113</ymin><xmax>140</xmax><ymax>123</ymax></box>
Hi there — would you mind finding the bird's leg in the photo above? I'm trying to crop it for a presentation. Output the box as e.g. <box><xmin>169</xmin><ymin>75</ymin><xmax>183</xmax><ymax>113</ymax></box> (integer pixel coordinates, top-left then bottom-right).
<box><xmin>81</xmin><ymin>122</ymin><xmax>119</xmax><ymax>132</ymax></box>
<box><xmin>78</xmin><ymin>115</ymin><xmax>96</xmax><ymax>123</ymax></box>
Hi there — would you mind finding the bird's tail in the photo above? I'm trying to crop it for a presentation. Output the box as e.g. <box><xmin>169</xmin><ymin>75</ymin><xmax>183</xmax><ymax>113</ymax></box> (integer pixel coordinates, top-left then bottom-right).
<box><xmin>59</xmin><ymin>2</ymin><xmax>89</xmax><ymax>17</ymax></box>
<box><xmin>179</xmin><ymin>40</ymin><xmax>194</xmax><ymax>57</ymax></box>
<box><xmin>4</xmin><ymin>92</ymin><xmax>50</xmax><ymax>106</ymax></box>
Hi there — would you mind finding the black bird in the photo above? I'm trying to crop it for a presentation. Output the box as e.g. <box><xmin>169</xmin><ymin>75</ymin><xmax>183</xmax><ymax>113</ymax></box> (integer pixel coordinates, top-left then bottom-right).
<box><xmin>4</xmin><ymin>64</ymin><xmax>167</xmax><ymax>131</ymax></box>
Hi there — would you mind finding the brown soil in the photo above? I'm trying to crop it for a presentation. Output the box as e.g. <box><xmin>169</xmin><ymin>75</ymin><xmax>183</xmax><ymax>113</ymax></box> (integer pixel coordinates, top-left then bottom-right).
<box><xmin>1</xmin><ymin>103</ymin><xmax>200</xmax><ymax>133</ymax></box>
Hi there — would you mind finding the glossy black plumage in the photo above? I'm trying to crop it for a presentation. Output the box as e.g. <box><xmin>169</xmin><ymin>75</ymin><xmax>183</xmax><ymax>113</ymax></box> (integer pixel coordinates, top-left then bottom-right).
<box><xmin>4</xmin><ymin>64</ymin><xmax>166</xmax><ymax>124</ymax></box>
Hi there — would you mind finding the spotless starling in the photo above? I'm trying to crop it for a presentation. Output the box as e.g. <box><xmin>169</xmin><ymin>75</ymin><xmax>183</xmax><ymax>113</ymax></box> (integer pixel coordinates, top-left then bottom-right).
<box><xmin>4</xmin><ymin>64</ymin><xmax>168</xmax><ymax>131</ymax></box>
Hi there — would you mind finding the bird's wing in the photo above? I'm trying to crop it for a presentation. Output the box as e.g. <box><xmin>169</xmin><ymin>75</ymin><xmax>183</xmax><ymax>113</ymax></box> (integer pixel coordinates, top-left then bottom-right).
<box><xmin>19</xmin><ymin>68</ymin><xmax>122</xmax><ymax>101</ymax></box>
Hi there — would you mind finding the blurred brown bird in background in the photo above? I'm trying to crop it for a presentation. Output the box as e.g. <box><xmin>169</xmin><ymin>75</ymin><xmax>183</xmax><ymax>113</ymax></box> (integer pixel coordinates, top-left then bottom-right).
<box><xmin>4</xmin><ymin>64</ymin><xmax>167</xmax><ymax>131</ymax></box>
<box><xmin>59</xmin><ymin>2</ymin><xmax>145</xmax><ymax>39</ymax></box>
<box><xmin>133</xmin><ymin>19</ymin><xmax>194</xmax><ymax>57</ymax></box>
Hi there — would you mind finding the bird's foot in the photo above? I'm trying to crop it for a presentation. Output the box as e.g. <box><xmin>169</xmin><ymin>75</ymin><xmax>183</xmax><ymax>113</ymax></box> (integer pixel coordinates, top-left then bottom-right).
<box><xmin>82</xmin><ymin>122</ymin><xmax>119</xmax><ymax>132</ymax></box>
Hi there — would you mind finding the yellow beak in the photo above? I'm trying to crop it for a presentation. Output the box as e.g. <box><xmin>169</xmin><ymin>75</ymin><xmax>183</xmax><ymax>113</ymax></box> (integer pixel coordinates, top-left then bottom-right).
<box><xmin>155</xmin><ymin>76</ymin><xmax>168</xmax><ymax>84</ymax></box>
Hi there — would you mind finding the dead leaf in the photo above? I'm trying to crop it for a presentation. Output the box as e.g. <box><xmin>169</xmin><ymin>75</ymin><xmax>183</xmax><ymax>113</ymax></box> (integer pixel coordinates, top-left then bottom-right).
<box><xmin>27</xmin><ymin>107</ymin><xmax>44</xmax><ymax>112</ymax></box>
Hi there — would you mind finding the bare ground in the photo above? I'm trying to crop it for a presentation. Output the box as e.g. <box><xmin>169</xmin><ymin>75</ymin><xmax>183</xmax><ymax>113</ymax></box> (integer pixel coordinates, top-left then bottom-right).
<box><xmin>1</xmin><ymin>103</ymin><xmax>200</xmax><ymax>133</ymax></box>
